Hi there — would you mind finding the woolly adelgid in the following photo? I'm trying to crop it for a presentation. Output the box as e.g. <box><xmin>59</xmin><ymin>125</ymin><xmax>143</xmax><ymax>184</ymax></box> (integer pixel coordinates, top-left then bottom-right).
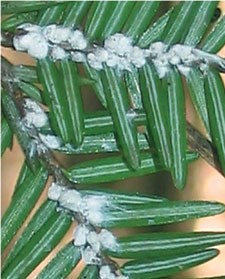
<box><xmin>2</xmin><ymin>2</ymin><xmax>225</xmax><ymax>279</ymax></box>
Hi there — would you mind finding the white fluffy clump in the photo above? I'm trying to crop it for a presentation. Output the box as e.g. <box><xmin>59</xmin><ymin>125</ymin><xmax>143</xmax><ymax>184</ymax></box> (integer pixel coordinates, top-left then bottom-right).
<box><xmin>14</xmin><ymin>32</ymin><xmax>48</xmax><ymax>59</ymax></box>
<box><xmin>23</xmin><ymin>99</ymin><xmax>48</xmax><ymax>128</ymax></box>
<box><xmin>13</xmin><ymin>24</ymin><xmax>88</xmax><ymax>60</ymax></box>
<box><xmin>58</xmin><ymin>189</ymin><xmax>82</xmax><ymax>212</ymax></box>
<box><xmin>99</xmin><ymin>265</ymin><xmax>128</xmax><ymax>279</ymax></box>
<box><xmin>50</xmin><ymin>188</ymin><xmax>126</xmax><ymax>260</ymax></box>
<box><xmin>87</xmin><ymin>52</ymin><xmax>103</xmax><ymax>70</ymax></box>
<box><xmin>48</xmin><ymin>182</ymin><xmax>65</xmax><ymax>201</ymax></box>
<box><xmin>73</xmin><ymin>224</ymin><xmax>119</xmax><ymax>273</ymax></box>
<box><xmin>87</xmin><ymin>231</ymin><xmax>101</xmax><ymax>253</ymax></box>
<box><xmin>170</xmin><ymin>44</ymin><xmax>196</xmax><ymax>64</ymax></box>
<box><xmin>104</xmin><ymin>33</ymin><xmax>132</xmax><ymax>56</ymax></box>
<box><xmin>73</xmin><ymin>225</ymin><xmax>118</xmax><ymax>252</ymax></box>
<box><xmin>47</xmin><ymin>187</ymin><xmax>109</xmax><ymax>226</ymax></box>
<box><xmin>148</xmin><ymin>42</ymin><xmax>169</xmax><ymax>78</ymax></box>
<box><xmin>81</xmin><ymin>246</ymin><xmax>101</xmax><ymax>265</ymax></box>
<box><xmin>84</xmin><ymin>195</ymin><xmax>108</xmax><ymax>212</ymax></box>
<box><xmin>149</xmin><ymin>42</ymin><xmax>199</xmax><ymax>77</ymax></box>
<box><xmin>87</xmin><ymin>47</ymin><xmax>109</xmax><ymax>69</ymax></box>
<box><xmin>79</xmin><ymin>195</ymin><xmax>108</xmax><ymax>225</ymax></box>
<box><xmin>13</xmin><ymin>23</ymin><xmax>218</xmax><ymax>77</ymax></box>
<box><xmin>98</xmin><ymin>229</ymin><xmax>118</xmax><ymax>250</ymax></box>
<box><xmin>39</xmin><ymin>134</ymin><xmax>62</xmax><ymax>149</ymax></box>
<box><xmin>43</xmin><ymin>24</ymin><xmax>71</xmax><ymax>43</ymax></box>
<box><xmin>105</xmin><ymin>52</ymin><xmax>120</xmax><ymax>68</ymax></box>
<box><xmin>47</xmin><ymin>178</ymin><xmax>123</xmax><ymax>277</ymax></box>
<box><xmin>51</xmin><ymin>45</ymin><xmax>68</xmax><ymax>61</ymax></box>
<box><xmin>71</xmin><ymin>51</ymin><xmax>86</xmax><ymax>62</ymax></box>
<box><xmin>100</xmin><ymin>265</ymin><xmax>116</xmax><ymax>279</ymax></box>
<box><xmin>166</xmin><ymin>44</ymin><xmax>196</xmax><ymax>76</ymax></box>
<box><xmin>148</xmin><ymin>41</ymin><xmax>167</xmax><ymax>58</ymax></box>
<box><xmin>95</xmin><ymin>47</ymin><xmax>109</xmax><ymax>62</ymax></box>
<box><xmin>88</xmin><ymin>33</ymin><xmax>146</xmax><ymax>71</ymax></box>
<box><xmin>73</xmin><ymin>224</ymin><xmax>89</xmax><ymax>246</ymax></box>
<box><xmin>68</xmin><ymin>29</ymin><xmax>87</xmax><ymax>50</ymax></box>
<box><xmin>127</xmin><ymin>46</ymin><xmax>146</xmax><ymax>68</ymax></box>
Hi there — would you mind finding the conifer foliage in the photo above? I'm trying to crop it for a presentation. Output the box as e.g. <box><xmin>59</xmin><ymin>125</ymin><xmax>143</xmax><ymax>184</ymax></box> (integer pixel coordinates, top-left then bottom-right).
<box><xmin>1</xmin><ymin>1</ymin><xmax>225</xmax><ymax>278</ymax></box>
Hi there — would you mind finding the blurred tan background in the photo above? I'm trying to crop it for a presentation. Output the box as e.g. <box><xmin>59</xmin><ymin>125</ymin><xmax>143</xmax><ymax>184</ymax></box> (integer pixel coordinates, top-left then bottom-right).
<box><xmin>2</xmin><ymin>2</ymin><xmax>225</xmax><ymax>278</ymax></box>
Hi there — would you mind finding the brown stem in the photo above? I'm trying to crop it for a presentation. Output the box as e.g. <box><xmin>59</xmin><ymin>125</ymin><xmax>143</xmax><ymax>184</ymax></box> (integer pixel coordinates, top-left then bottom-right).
<box><xmin>1</xmin><ymin>56</ymin><xmax>75</xmax><ymax>185</ymax></box>
<box><xmin>1</xmin><ymin>56</ymin><xmax>119</xmax><ymax>272</ymax></box>
<box><xmin>1</xmin><ymin>31</ymin><xmax>14</xmax><ymax>48</ymax></box>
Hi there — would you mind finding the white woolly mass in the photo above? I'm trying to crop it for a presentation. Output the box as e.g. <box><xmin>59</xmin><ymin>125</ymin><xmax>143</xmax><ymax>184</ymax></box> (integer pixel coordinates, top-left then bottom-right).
<box><xmin>150</xmin><ymin>43</ymin><xmax>197</xmax><ymax>77</ymax></box>
<box><xmin>104</xmin><ymin>33</ymin><xmax>132</xmax><ymax>56</ymax></box>
<box><xmin>28</xmin><ymin>40</ymin><xmax>48</xmax><ymax>59</ymax></box>
<box><xmin>177</xmin><ymin>64</ymin><xmax>191</xmax><ymax>76</ymax></box>
<box><xmin>99</xmin><ymin>265</ymin><xmax>128</xmax><ymax>279</ymax></box>
<box><xmin>51</xmin><ymin>45</ymin><xmax>68</xmax><ymax>60</ymax></box>
<box><xmin>148</xmin><ymin>42</ymin><xmax>169</xmax><ymax>78</ymax></box>
<box><xmin>149</xmin><ymin>41</ymin><xmax>167</xmax><ymax>58</ymax></box>
<box><xmin>152</xmin><ymin>58</ymin><xmax>169</xmax><ymax>78</ymax></box>
<box><xmin>39</xmin><ymin>134</ymin><xmax>62</xmax><ymax>149</ymax></box>
<box><xmin>48</xmin><ymin>182</ymin><xmax>65</xmax><ymax>201</ymax></box>
<box><xmin>98</xmin><ymin>229</ymin><xmax>118</xmax><ymax>250</ymax></box>
<box><xmin>13</xmin><ymin>23</ymin><xmax>216</xmax><ymax>78</ymax></box>
<box><xmin>23</xmin><ymin>99</ymin><xmax>48</xmax><ymax>128</ymax></box>
<box><xmin>13</xmin><ymin>32</ymin><xmax>38</xmax><ymax>51</ymax></box>
<box><xmin>100</xmin><ymin>265</ymin><xmax>116</xmax><ymax>279</ymax></box>
<box><xmin>95</xmin><ymin>47</ymin><xmax>109</xmax><ymax>62</ymax></box>
<box><xmin>105</xmin><ymin>52</ymin><xmax>120</xmax><ymax>68</ymax></box>
<box><xmin>58</xmin><ymin>189</ymin><xmax>82</xmax><ymax>212</ymax></box>
<box><xmin>73</xmin><ymin>226</ymin><xmax>118</xmax><ymax>257</ymax></box>
<box><xmin>83</xmin><ymin>195</ymin><xmax>108</xmax><ymax>225</ymax></box>
<box><xmin>87</xmin><ymin>47</ymin><xmax>109</xmax><ymax>70</ymax></box>
<box><xmin>43</xmin><ymin>24</ymin><xmax>71</xmax><ymax>44</ymax></box>
<box><xmin>68</xmin><ymin>29</ymin><xmax>87</xmax><ymax>50</ymax></box>
<box><xmin>118</xmin><ymin>57</ymin><xmax>132</xmax><ymax>71</ymax></box>
<box><xmin>47</xmin><ymin>181</ymin><xmax>120</xmax><ymax>275</ymax></box>
<box><xmin>127</xmin><ymin>46</ymin><xmax>146</xmax><ymax>68</ymax></box>
<box><xmin>81</xmin><ymin>246</ymin><xmax>101</xmax><ymax>265</ymax></box>
<box><xmin>87</xmin><ymin>52</ymin><xmax>103</xmax><ymax>70</ymax></box>
<box><xmin>87</xmin><ymin>210</ymin><xmax>104</xmax><ymax>225</ymax></box>
<box><xmin>13</xmin><ymin>36</ymin><xmax>25</xmax><ymax>51</ymax></box>
<box><xmin>71</xmin><ymin>51</ymin><xmax>86</xmax><ymax>62</ymax></box>
<box><xmin>73</xmin><ymin>224</ymin><xmax>89</xmax><ymax>246</ymax></box>
<box><xmin>171</xmin><ymin>44</ymin><xmax>196</xmax><ymax>64</ymax></box>
<box><xmin>85</xmin><ymin>195</ymin><xmax>108</xmax><ymax>212</ymax></box>
<box><xmin>14</xmin><ymin>24</ymin><xmax>87</xmax><ymax>60</ymax></box>
<box><xmin>48</xmin><ymin>185</ymin><xmax>109</xmax><ymax>225</ymax></box>
<box><xmin>87</xmin><ymin>231</ymin><xmax>101</xmax><ymax>253</ymax></box>
<box><xmin>14</xmin><ymin>32</ymin><xmax>48</xmax><ymax>59</ymax></box>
